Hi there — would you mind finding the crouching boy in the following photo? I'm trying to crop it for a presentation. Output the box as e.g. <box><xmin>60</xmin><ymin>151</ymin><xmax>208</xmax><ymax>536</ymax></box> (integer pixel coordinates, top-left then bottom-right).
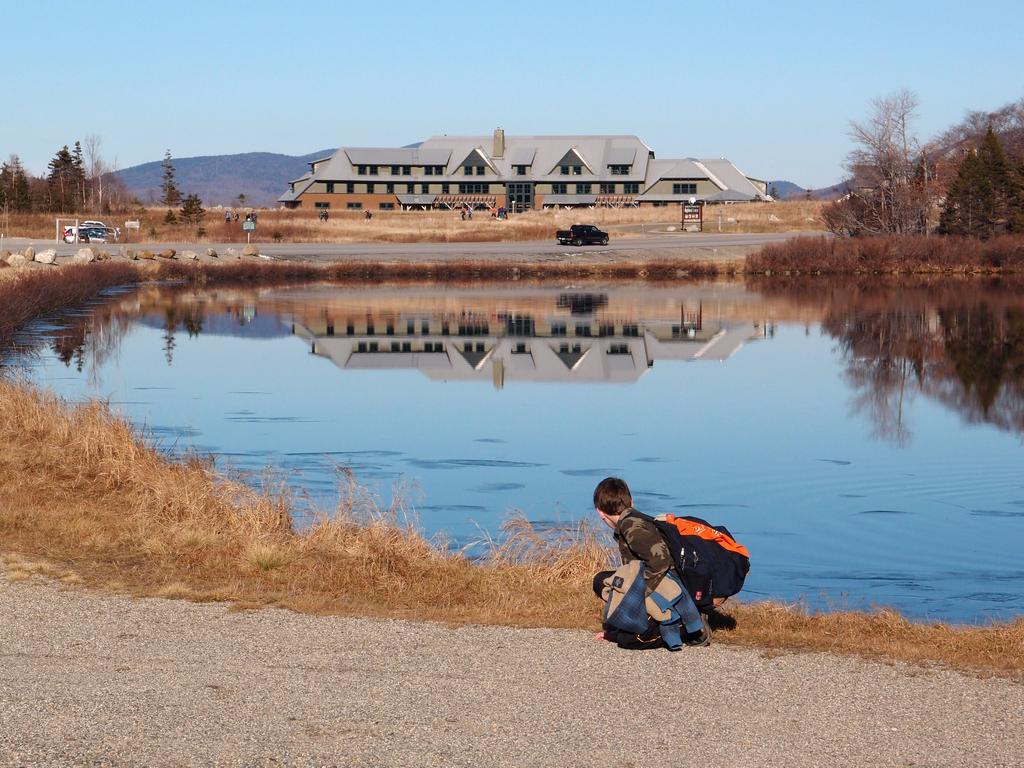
<box><xmin>593</xmin><ymin>477</ymin><xmax>710</xmax><ymax>650</ymax></box>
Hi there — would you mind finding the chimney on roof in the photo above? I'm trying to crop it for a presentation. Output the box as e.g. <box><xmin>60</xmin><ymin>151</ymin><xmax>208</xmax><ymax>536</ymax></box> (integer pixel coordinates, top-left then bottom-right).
<box><xmin>493</xmin><ymin>127</ymin><xmax>505</xmax><ymax>158</ymax></box>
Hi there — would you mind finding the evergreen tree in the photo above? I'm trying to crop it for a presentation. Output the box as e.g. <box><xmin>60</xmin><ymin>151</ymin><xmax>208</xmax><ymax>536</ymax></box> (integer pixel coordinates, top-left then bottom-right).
<box><xmin>12</xmin><ymin>158</ymin><xmax>31</xmax><ymax>212</ymax></box>
<box><xmin>939</xmin><ymin>150</ymin><xmax>987</xmax><ymax>236</ymax></box>
<box><xmin>71</xmin><ymin>140</ymin><xmax>87</xmax><ymax>209</ymax></box>
<box><xmin>160</xmin><ymin>150</ymin><xmax>181</xmax><ymax>208</ymax></box>
<box><xmin>47</xmin><ymin>145</ymin><xmax>77</xmax><ymax>212</ymax></box>
<box><xmin>179</xmin><ymin>193</ymin><xmax>206</xmax><ymax>226</ymax></box>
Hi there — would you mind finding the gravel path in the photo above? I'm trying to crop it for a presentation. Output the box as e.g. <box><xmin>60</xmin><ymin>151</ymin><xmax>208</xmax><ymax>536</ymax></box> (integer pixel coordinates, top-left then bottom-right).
<box><xmin>2</xmin><ymin>574</ymin><xmax>1021</xmax><ymax>768</ymax></box>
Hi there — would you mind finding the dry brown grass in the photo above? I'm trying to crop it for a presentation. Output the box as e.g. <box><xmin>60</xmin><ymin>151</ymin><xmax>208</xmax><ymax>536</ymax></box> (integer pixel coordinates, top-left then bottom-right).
<box><xmin>5</xmin><ymin>201</ymin><xmax>825</xmax><ymax>243</ymax></box>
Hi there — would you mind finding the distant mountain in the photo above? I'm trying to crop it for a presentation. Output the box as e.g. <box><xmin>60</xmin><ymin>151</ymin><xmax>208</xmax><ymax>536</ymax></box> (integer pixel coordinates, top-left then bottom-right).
<box><xmin>114</xmin><ymin>149</ymin><xmax>336</xmax><ymax>208</ymax></box>
<box><xmin>768</xmin><ymin>179</ymin><xmax>851</xmax><ymax>201</ymax></box>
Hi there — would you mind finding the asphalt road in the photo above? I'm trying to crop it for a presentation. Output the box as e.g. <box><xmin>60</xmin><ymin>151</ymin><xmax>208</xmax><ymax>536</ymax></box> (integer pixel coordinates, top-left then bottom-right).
<box><xmin>2</xmin><ymin>573</ymin><xmax>1021</xmax><ymax>768</ymax></box>
<box><xmin>2</xmin><ymin>231</ymin><xmax>821</xmax><ymax>263</ymax></box>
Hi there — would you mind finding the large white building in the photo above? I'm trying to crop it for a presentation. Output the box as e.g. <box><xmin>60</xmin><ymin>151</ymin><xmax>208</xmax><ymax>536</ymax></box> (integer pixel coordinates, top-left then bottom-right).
<box><xmin>279</xmin><ymin>129</ymin><xmax>766</xmax><ymax>212</ymax></box>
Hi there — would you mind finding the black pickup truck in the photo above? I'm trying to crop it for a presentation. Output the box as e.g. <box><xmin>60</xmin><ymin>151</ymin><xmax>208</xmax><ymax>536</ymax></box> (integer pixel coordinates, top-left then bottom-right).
<box><xmin>556</xmin><ymin>224</ymin><xmax>609</xmax><ymax>246</ymax></box>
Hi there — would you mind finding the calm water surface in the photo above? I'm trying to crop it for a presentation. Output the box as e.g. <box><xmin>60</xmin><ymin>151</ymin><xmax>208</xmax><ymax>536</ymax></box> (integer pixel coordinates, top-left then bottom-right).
<box><xmin>11</xmin><ymin>278</ymin><xmax>1024</xmax><ymax>623</ymax></box>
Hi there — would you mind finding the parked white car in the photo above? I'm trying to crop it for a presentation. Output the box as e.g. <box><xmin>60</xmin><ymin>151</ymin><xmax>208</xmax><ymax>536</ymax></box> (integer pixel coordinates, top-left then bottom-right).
<box><xmin>63</xmin><ymin>223</ymin><xmax>121</xmax><ymax>243</ymax></box>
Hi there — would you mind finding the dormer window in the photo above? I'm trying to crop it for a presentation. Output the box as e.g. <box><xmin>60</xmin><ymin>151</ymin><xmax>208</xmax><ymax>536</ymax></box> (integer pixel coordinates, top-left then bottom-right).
<box><xmin>514</xmin><ymin>165</ymin><xmax>528</xmax><ymax>175</ymax></box>
<box><xmin>609</xmin><ymin>165</ymin><xmax>631</xmax><ymax>175</ymax></box>
<box><xmin>476</xmin><ymin>166</ymin><xmax>485</xmax><ymax>176</ymax></box>
<box><xmin>464</xmin><ymin>165</ymin><xmax>474</xmax><ymax>175</ymax></box>
<box><xmin>560</xmin><ymin>165</ymin><xmax>570</xmax><ymax>175</ymax></box>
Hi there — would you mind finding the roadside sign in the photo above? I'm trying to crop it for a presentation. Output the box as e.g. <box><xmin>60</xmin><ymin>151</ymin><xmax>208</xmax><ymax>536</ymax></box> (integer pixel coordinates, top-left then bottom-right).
<box><xmin>124</xmin><ymin>220</ymin><xmax>140</xmax><ymax>230</ymax></box>
<box><xmin>242</xmin><ymin>220</ymin><xmax>256</xmax><ymax>232</ymax></box>
<box><xmin>682</xmin><ymin>202</ymin><xmax>703</xmax><ymax>232</ymax></box>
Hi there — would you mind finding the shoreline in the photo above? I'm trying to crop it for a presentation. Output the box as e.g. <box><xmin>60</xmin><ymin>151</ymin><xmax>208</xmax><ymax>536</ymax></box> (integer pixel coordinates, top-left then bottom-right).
<box><xmin>2</xmin><ymin>258</ymin><xmax>1024</xmax><ymax>680</ymax></box>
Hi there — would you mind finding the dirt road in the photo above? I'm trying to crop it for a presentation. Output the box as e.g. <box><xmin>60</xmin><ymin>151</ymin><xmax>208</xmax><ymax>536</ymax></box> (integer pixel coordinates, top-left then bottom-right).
<box><xmin>1</xmin><ymin>572</ymin><xmax>1021</xmax><ymax>767</ymax></box>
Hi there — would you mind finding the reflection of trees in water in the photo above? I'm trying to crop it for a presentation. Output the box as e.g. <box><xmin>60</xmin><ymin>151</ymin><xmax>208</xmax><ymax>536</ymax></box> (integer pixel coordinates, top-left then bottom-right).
<box><xmin>49</xmin><ymin>306</ymin><xmax>134</xmax><ymax>387</ymax></box>
<box><xmin>823</xmin><ymin>296</ymin><xmax>1024</xmax><ymax>444</ymax></box>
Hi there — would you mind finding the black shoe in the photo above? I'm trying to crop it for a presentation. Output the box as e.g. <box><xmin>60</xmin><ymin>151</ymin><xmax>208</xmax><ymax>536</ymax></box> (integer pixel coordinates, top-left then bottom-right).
<box><xmin>684</xmin><ymin>615</ymin><xmax>712</xmax><ymax>647</ymax></box>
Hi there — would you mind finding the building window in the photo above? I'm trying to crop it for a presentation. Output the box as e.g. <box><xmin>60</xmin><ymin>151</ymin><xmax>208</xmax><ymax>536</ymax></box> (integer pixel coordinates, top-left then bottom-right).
<box><xmin>475</xmin><ymin>166</ymin><xmax>485</xmax><ymax>176</ymax></box>
<box><xmin>572</xmin><ymin>165</ymin><xmax>582</xmax><ymax>175</ymax></box>
<box><xmin>402</xmin><ymin>165</ymin><xmax>411</xmax><ymax>175</ymax></box>
<box><xmin>560</xmin><ymin>165</ymin><xmax>570</xmax><ymax>175</ymax></box>
<box><xmin>326</xmin><ymin>182</ymin><xmax>335</xmax><ymax>194</ymax></box>
<box><xmin>435</xmin><ymin>165</ymin><xmax>445</xmax><ymax>175</ymax></box>
<box><xmin>576</xmin><ymin>183</ymin><xmax>592</xmax><ymax>194</ymax></box>
<box><xmin>314</xmin><ymin>202</ymin><xmax>330</xmax><ymax>209</ymax></box>
<box><xmin>623</xmin><ymin>182</ymin><xmax>640</xmax><ymax>194</ymax></box>
<box><xmin>464</xmin><ymin>165</ymin><xmax>474</xmax><ymax>175</ymax></box>
<box><xmin>421</xmin><ymin>183</ymin><xmax>430</xmax><ymax>194</ymax></box>
<box><xmin>347</xmin><ymin>202</ymin><xmax>363</xmax><ymax>209</ymax></box>
<box><xmin>357</xmin><ymin>165</ymin><xmax>367</xmax><ymax>175</ymax></box>
<box><xmin>576</xmin><ymin>324</ymin><xmax>591</xmax><ymax>337</ymax></box>
<box><xmin>609</xmin><ymin>165</ymin><xmax>630</xmax><ymax>175</ymax></box>
<box><xmin>458</xmin><ymin>183</ymin><xmax>488</xmax><ymax>194</ymax></box>
<box><xmin>379</xmin><ymin>202</ymin><xmax>395</xmax><ymax>210</ymax></box>
<box><xmin>551</xmin><ymin>322</ymin><xmax>567</xmax><ymax>336</ymax></box>
<box><xmin>608</xmin><ymin>343</ymin><xmax>630</xmax><ymax>355</ymax></box>
<box><xmin>346</xmin><ymin>323</ymin><xmax>355</xmax><ymax>335</ymax></box>
<box><xmin>386</xmin><ymin>323</ymin><xmax>394</xmax><ymax>335</ymax></box>
<box><xmin>407</xmin><ymin>183</ymin><xmax>415</xmax><ymax>193</ymax></box>
<box><xmin>346</xmin><ymin>182</ymin><xmax>355</xmax><ymax>193</ymax></box>
<box><xmin>357</xmin><ymin>342</ymin><xmax>367</xmax><ymax>352</ymax></box>
<box><xmin>366</xmin><ymin>183</ymin><xmax>375</xmax><ymax>193</ymax></box>
<box><xmin>552</xmin><ymin>183</ymin><xmax>567</xmax><ymax>194</ymax></box>
<box><xmin>514</xmin><ymin>165</ymin><xmax>527</xmax><ymax>175</ymax></box>
<box><xmin>391</xmin><ymin>165</ymin><xmax>400</xmax><ymax>175</ymax></box>
<box><xmin>386</xmin><ymin>183</ymin><xmax>395</xmax><ymax>194</ymax></box>
<box><xmin>600</xmin><ymin>183</ymin><xmax>616</xmax><ymax>194</ymax></box>
<box><xmin>424</xmin><ymin>166</ymin><xmax>433</xmax><ymax>176</ymax></box>
<box><xmin>441</xmin><ymin>183</ymin><xmax>450</xmax><ymax>194</ymax></box>
<box><xmin>391</xmin><ymin>341</ymin><xmax>401</xmax><ymax>352</ymax></box>
<box><xmin>599</xmin><ymin>323</ymin><xmax>614</xmax><ymax>337</ymax></box>
<box><xmin>513</xmin><ymin>343</ymin><xmax>530</xmax><ymax>354</ymax></box>
<box><xmin>673</xmin><ymin>183</ymin><xmax>698</xmax><ymax>195</ymax></box>
<box><xmin>623</xmin><ymin>324</ymin><xmax>639</xmax><ymax>337</ymax></box>
<box><xmin>369</xmin><ymin>165</ymin><xmax>378</xmax><ymax>175</ymax></box>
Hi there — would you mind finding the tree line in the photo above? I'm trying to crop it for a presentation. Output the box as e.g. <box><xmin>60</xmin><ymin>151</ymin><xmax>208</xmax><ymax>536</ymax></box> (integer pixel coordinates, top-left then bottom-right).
<box><xmin>825</xmin><ymin>92</ymin><xmax>1024</xmax><ymax>239</ymax></box>
<box><xmin>0</xmin><ymin>141</ymin><xmax>206</xmax><ymax>228</ymax></box>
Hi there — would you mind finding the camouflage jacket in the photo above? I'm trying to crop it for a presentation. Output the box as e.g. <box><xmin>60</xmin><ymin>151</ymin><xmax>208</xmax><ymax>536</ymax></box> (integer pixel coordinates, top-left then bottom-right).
<box><xmin>613</xmin><ymin>508</ymin><xmax>673</xmax><ymax>596</ymax></box>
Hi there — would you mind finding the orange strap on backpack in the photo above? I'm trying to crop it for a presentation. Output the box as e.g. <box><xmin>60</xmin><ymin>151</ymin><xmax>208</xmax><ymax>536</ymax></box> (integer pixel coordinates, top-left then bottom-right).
<box><xmin>660</xmin><ymin>514</ymin><xmax>750</xmax><ymax>558</ymax></box>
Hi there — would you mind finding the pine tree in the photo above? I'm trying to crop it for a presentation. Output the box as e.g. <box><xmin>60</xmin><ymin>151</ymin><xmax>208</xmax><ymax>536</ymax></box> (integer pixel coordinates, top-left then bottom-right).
<box><xmin>47</xmin><ymin>145</ymin><xmax>77</xmax><ymax>212</ymax></box>
<box><xmin>940</xmin><ymin>150</ymin><xmax>987</xmax><ymax>236</ymax></box>
<box><xmin>160</xmin><ymin>150</ymin><xmax>181</xmax><ymax>208</ymax></box>
<box><xmin>71</xmin><ymin>140</ymin><xmax>87</xmax><ymax>209</ymax></box>
<box><xmin>179</xmin><ymin>193</ymin><xmax>206</xmax><ymax>226</ymax></box>
<box><xmin>6</xmin><ymin>156</ymin><xmax>32</xmax><ymax>213</ymax></box>
<box><xmin>976</xmin><ymin>127</ymin><xmax>1013</xmax><ymax>233</ymax></box>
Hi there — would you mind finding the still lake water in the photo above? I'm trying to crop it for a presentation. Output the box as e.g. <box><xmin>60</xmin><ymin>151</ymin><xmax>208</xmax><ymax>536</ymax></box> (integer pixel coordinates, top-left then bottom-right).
<box><xmin>11</xmin><ymin>278</ymin><xmax>1024</xmax><ymax>623</ymax></box>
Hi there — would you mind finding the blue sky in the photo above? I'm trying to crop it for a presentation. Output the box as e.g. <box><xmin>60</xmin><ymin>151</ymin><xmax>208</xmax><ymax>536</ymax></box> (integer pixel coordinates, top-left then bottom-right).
<box><xmin>2</xmin><ymin>0</ymin><xmax>1021</xmax><ymax>187</ymax></box>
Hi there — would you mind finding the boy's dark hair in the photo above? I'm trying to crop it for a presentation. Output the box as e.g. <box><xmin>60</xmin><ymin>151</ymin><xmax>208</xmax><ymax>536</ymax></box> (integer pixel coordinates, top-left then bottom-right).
<box><xmin>593</xmin><ymin>477</ymin><xmax>633</xmax><ymax>516</ymax></box>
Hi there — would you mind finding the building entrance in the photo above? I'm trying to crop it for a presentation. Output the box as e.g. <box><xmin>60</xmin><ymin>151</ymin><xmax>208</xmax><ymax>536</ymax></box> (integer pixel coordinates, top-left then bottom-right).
<box><xmin>506</xmin><ymin>183</ymin><xmax>533</xmax><ymax>212</ymax></box>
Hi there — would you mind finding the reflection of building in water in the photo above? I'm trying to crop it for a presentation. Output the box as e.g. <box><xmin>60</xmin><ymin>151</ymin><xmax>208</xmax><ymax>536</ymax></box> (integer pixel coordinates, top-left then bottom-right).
<box><xmin>293</xmin><ymin>297</ymin><xmax>762</xmax><ymax>386</ymax></box>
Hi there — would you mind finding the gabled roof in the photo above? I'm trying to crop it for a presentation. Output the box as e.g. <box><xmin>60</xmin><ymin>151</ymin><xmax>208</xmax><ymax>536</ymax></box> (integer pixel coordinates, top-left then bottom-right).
<box><xmin>696</xmin><ymin>159</ymin><xmax>764</xmax><ymax>198</ymax></box>
<box><xmin>418</xmin><ymin>135</ymin><xmax>652</xmax><ymax>181</ymax></box>
<box><xmin>547</xmin><ymin>147</ymin><xmax>594</xmax><ymax>175</ymax></box>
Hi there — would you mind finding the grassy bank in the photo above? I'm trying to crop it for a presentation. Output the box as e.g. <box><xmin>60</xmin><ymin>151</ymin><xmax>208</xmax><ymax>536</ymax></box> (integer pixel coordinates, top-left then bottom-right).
<box><xmin>5</xmin><ymin>201</ymin><xmax>825</xmax><ymax>243</ymax></box>
<box><xmin>2</xmin><ymin>259</ymin><xmax>1023</xmax><ymax>676</ymax></box>
<box><xmin>748</xmin><ymin>233</ymin><xmax>1024</xmax><ymax>274</ymax></box>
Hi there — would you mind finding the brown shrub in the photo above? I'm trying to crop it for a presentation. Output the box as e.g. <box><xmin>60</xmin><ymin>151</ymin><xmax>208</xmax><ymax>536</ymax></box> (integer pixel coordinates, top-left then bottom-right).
<box><xmin>747</xmin><ymin>234</ymin><xmax>1024</xmax><ymax>274</ymax></box>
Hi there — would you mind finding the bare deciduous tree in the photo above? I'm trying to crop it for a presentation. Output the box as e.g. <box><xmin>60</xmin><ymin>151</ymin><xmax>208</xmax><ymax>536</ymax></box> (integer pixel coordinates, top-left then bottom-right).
<box><xmin>825</xmin><ymin>90</ymin><xmax>939</xmax><ymax>236</ymax></box>
<box><xmin>83</xmin><ymin>133</ymin><xmax>107</xmax><ymax>211</ymax></box>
